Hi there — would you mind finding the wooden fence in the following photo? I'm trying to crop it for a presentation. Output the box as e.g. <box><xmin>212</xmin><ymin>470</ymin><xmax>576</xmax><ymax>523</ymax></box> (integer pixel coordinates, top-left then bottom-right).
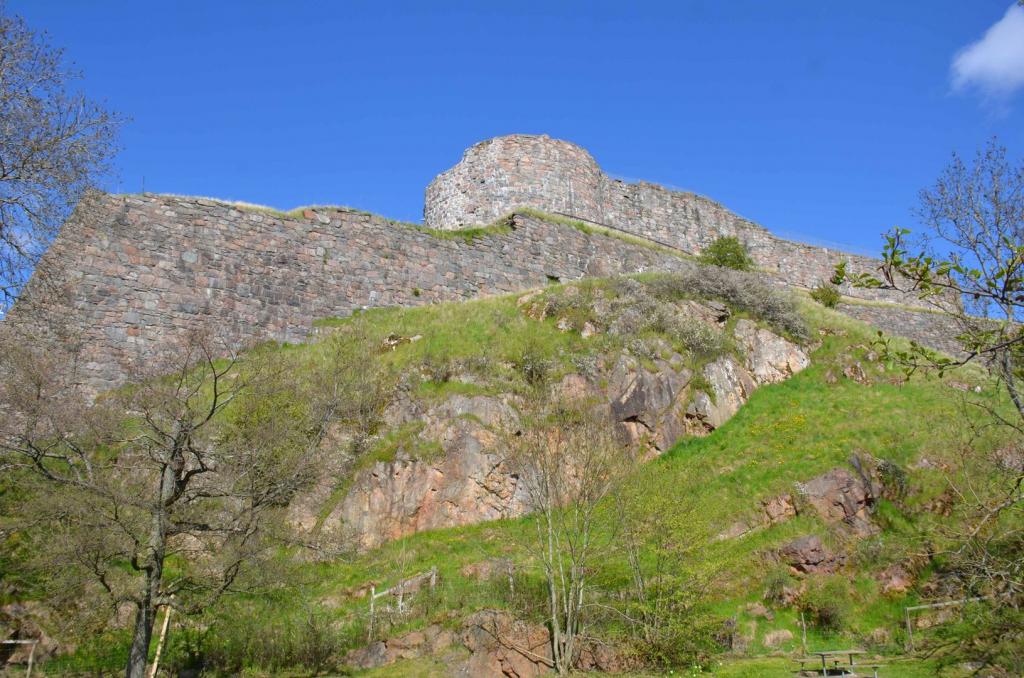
<box><xmin>368</xmin><ymin>566</ymin><xmax>438</xmax><ymax>640</ymax></box>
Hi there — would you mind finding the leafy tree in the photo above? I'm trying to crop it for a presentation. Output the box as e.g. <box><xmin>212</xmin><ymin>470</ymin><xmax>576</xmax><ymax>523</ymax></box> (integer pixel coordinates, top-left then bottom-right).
<box><xmin>833</xmin><ymin>140</ymin><xmax>1024</xmax><ymax>408</ymax></box>
<box><xmin>833</xmin><ymin>138</ymin><xmax>1023</xmax><ymax>672</ymax></box>
<box><xmin>0</xmin><ymin>7</ymin><xmax>121</xmax><ymax>314</ymax></box>
<box><xmin>509</xmin><ymin>400</ymin><xmax>634</xmax><ymax>674</ymax></box>
<box><xmin>0</xmin><ymin>332</ymin><xmax>349</xmax><ymax>678</ymax></box>
<box><xmin>698</xmin><ymin>236</ymin><xmax>755</xmax><ymax>271</ymax></box>
<box><xmin>614</xmin><ymin>474</ymin><xmax>717</xmax><ymax>667</ymax></box>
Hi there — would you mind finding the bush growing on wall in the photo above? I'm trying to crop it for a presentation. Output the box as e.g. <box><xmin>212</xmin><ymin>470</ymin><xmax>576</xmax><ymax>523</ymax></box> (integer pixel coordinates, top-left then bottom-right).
<box><xmin>698</xmin><ymin>236</ymin><xmax>754</xmax><ymax>271</ymax></box>
<box><xmin>810</xmin><ymin>282</ymin><xmax>841</xmax><ymax>308</ymax></box>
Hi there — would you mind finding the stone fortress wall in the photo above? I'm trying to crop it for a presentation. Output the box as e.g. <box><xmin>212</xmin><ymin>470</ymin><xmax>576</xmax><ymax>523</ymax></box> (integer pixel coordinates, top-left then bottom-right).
<box><xmin>7</xmin><ymin>134</ymin><xmax>950</xmax><ymax>391</ymax></box>
<box><xmin>11</xmin><ymin>194</ymin><xmax>690</xmax><ymax>391</ymax></box>
<box><xmin>425</xmin><ymin>135</ymin><xmax>910</xmax><ymax>306</ymax></box>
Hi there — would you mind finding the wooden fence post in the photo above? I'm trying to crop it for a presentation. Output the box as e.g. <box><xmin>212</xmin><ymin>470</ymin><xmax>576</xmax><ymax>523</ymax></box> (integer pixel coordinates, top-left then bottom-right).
<box><xmin>368</xmin><ymin>586</ymin><xmax>376</xmax><ymax>641</ymax></box>
<box><xmin>905</xmin><ymin>607</ymin><xmax>914</xmax><ymax>652</ymax></box>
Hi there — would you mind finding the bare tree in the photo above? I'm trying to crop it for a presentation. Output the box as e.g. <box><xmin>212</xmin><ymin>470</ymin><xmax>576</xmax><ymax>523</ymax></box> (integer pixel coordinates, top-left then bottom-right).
<box><xmin>834</xmin><ymin>138</ymin><xmax>1024</xmax><ymax>671</ymax></box>
<box><xmin>0</xmin><ymin>332</ymin><xmax>332</xmax><ymax>678</ymax></box>
<box><xmin>0</xmin><ymin>6</ymin><xmax>121</xmax><ymax>313</ymax></box>
<box><xmin>509</xmin><ymin>400</ymin><xmax>634</xmax><ymax>674</ymax></box>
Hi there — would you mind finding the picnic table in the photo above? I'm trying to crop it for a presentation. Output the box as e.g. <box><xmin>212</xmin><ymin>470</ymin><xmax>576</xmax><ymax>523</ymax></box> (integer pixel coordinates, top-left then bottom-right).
<box><xmin>794</xmin><ymin>649</ymin><xmax>868</xmax><ymax>675</ymax></box>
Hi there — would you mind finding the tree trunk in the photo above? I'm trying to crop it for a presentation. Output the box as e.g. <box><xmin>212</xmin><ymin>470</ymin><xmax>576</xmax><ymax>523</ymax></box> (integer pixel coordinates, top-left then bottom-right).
<box><xmin>999</xmin><ymin>343</ymin><xmax>1024</xmax><ymax>422</ymax></box>
<box><xmin>126</xmin><ymin>450</ymin><xmax>176</xmax><ymax>678</ymax></box>
<box><xmin>125</xmin><ymin>566</ymin><xmax>162</xmax><ymax>678</ymax></box>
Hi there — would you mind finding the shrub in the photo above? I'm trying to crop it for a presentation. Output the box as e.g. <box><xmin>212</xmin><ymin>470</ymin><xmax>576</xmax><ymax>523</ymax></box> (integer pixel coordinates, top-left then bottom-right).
<box><xmin>799</xmin><ymin>577</ymin><xmax>850</xmax><ymax>634</ymax></box>
<box><xmin>698</xmin><ymin>236</ymin><xmax>755</xmax><ymax>271</ymax></box>
<box><xmin>876</xmin><ymin>459</ymin><xmax>908</xmax><ymax>501</ymax></box>
<box><xmin>642</xmin><ymin>268</ymin><xmax>809</xmax><ymax>342</ymax></box>
<box><xmin>602</xmin><ymin>280</ymin><xmax>728</xmax><ymax>359</ymax></box>
<box><xmin>180</xmin><ymin>607</ymin><xmax>356</xmax><ymax>675</ymax></box>
<box><xmin>628</xmin><ymin>609</ymin><xmax>722</xmax><ymax>670</ymax></box>
<box><xmin>764</xmin><ymin>566</ymin><xmax>795</xmax><ymax>606</ymax></box>
<box><xmin>543</xmin><ymin>285</ymin><xmax>597</xmax><ymax>326</ymax></box>
<box><xmin>670</xmin><ymin>317</ymin><xmax>724</xmax><ymax>359</ymax></box>
<box><xmin>810</xmin><ymin>281</ymin><xmax>841</xmax><ymax>308</ymax></box>
<box><xmin>516</xmin><ymin>348</ymin><xmax>554</xmax><ymax>386</ymax></box>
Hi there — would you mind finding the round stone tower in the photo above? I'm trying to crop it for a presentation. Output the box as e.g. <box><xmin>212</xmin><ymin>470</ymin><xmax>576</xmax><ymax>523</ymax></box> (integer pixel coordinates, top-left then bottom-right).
<box><xmin>424</xmin><ymin>134</ymin><xmax>605</xmax><ymax>229</ymax></box>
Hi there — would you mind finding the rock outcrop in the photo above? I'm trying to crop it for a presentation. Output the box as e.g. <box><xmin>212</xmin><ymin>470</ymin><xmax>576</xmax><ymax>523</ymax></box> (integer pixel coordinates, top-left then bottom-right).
<box><xmin>0</xmin><ymin>603</ymin><xmax>60</xmax><ymax>669</ymax></box>
<box><xmin>345</xmin><ymin>624</ymin><xmax>456</xmax><ymax>671</ymax></box>
<box><xmin>322</xmin><ymin>296</ymin><xmax>811</xmax><ymax>549</ymax></box>
<box><xmin>761</xmin><ymin>494</ymin><xmax>797</xmax><ymax>525</ymax></box>
<box><xmin>345</xmin><ymin>613</ymin><xmax>551</xmax><ymax>677</ymax></box>
<box><xmin>336</xmin><ymin>395</ymin><xmax>527</xmax><ymax>550</ymax></box>
<box><xmin>604</xmin><ymin>352</ymin><xmax>692</xmax><ymax>450</ymax></box>
<box><xmin>779</xmin><ymin>535</ymin><xmax>845</xmax><ymax>575</ymax></box>
<box><xmin>688</xmin><ymin>357</ymin><xmax>757</xmax><ymax>431</ymax></box>
<box><xmin>301</xmin><ymin>282</ymin><xmax>816</xmax><ymax>550</ymax></box>
<box><xmin>797</xmin><ymin>467</ymin><xmax>877</xmax><ymax>536</ymax></box>
<box><xmin>733</xmin><ymin>319</ymin><xmax>811</xmax><ymax>384</ymax></box>
<box><xmin>459</xmin><ymin>610</ymin><xmax>552</xmax><ymax>678</ymax></box>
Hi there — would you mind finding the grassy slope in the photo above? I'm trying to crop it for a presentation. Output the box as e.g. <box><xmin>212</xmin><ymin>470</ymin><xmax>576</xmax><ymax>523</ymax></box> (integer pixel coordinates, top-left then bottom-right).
<box><xmin>319</xmin><ymin>302</ymin><xmax>984</xmax><ymax>672</ymax></box>
<box><xmin>333</xmin><ymin>303</ymin><xmax>986</xmax><ymax>678</ymax></box>
<box><xmin>45</xmin><ymin>280</ymin><xmax>1002</xmax><ymax>676</ymax></box>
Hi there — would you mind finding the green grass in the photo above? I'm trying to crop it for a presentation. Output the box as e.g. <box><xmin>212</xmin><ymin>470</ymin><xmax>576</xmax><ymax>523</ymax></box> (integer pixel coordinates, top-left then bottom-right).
<box><xmin>302</xmin><ymin>297</ymin><xmax>1004</xmax><ymax>657</ymax></box>
<box><xmin>310</xmin><ymin>292</ymin><xmax>591</xmax><ymax>390</ymax></box>
<box><xmin>304</xmin><ymin>296</ymin><xmax>1000</xmax><ymax>634</ymax></box>
<box><xmin>411</xmin><ymin>215</ymin><xmax>516</xmax><ymax>242</ymax></box>
<box><xmin>708</xmin><ymin>656</ymin><xmax>961</xmax><ymax>678</ymax></box>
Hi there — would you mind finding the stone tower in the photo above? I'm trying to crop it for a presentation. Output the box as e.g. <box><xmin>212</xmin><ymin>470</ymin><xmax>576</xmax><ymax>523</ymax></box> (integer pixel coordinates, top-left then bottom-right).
<box><xmin>424</xmin><ymin>134</ymin><xmax>606</xmax><ymax>229</ymax></box>
<box><xmin>422</xmin><ymin>133</ymin><xmax>767</xmax><ymax>256</ymax></box>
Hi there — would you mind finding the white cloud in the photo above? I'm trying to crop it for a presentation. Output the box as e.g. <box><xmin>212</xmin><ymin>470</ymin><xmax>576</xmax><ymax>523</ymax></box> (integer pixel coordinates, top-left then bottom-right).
<box><xmin>951</xmin><ymin>4</ymin><xmax>1024</xmax><ymax>100</ymax></box>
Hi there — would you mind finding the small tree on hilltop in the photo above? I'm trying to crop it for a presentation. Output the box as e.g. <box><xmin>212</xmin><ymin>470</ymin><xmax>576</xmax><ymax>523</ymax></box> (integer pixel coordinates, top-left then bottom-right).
<box><xmin>833</xmin><ymin>140</ymin><xmax>1024</xmax><ymax>385</ymax></box>
<box><xmin>833</xmin><ymin>138</ymin><xmax>1024</xmax><ymax>671</ymax></box>
<box><xmin>810</xmin><ymin>281</ymin><xmax>841</xmax><ymax>308</ymax></box>
<box><xmin>698</xmin><ymin>236</ymin><xmax>755</xmax><ymax>271</ymax></box>
<box><xmin>0</xmin><ymin>8</ymin><xmax>121</xmax><ymax>313</ymax></box>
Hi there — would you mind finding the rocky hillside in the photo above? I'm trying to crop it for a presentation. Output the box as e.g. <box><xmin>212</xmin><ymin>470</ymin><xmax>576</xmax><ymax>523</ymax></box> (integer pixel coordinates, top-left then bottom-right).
<box><xmin>3</xmin><ymin>266</ymin><xmax>1007</xmax><ymax>677</ymax></box>
<box><xmin>302</xmin><ymin>273</ymin><xmax>810</xmax><ymax>550</ymax></box>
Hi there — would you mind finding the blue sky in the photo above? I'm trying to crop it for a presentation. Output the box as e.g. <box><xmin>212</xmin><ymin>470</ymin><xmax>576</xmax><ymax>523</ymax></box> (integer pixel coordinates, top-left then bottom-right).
<box><xmin>11</xmin><ymin>1</ymin><xmax>1024</xmax><ymax>254</ymax></box>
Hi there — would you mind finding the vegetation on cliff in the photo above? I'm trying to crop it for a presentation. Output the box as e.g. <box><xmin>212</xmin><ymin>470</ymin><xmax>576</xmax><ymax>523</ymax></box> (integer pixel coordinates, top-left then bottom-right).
<box><xmin>2</xmin><ymin>264</ymin><xmax>1017</xmax><ymax>677</ymax></box>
